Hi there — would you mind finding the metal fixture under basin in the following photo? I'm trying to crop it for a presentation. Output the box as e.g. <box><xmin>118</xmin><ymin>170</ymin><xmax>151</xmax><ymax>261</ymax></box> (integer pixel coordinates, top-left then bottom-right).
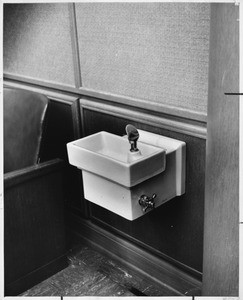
<box><xmin>138</xmin><ymin>193</ymin><xmax>157</xmax><ymax>212</ymax></box>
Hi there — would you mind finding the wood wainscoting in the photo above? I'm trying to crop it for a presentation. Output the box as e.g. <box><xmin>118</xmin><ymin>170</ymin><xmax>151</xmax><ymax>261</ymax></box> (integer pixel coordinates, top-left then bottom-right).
<box><xmin>3</xmin><ymin>79</ymin><xmax>86</xmax><ymax>216</ymax></box>
<box><xmin>3</xmin><ymin>4</ymin><xmax>240</xmax><ymax>294</ymax></box>
<box><xmin>67</xmin><ymin>94</ymin><xmax>206</xmax><ymax>294</ymax></box>
<box><xmin>202</xmin><ymin>3</ymin><xmax>239</xmax><ymax>296</ymax></box>
<box><xmin>77</xmin><ymin>96</ymin><xmax>206</xmax><ymax>277</ymax></box>
<box><xmin>4</xmin><ymin>79</ymin><xmax>206</xmax><ymax>295</ymax></box>
<box><xmin>4</xmin><ymin>159</ymin><xmax>68</xmax><ymax>296</ymax></box>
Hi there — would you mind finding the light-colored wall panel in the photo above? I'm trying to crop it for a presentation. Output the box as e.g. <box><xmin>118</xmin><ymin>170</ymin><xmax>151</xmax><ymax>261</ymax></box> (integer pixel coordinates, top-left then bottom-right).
<box><xmin>202</xmin><ymin>4</ymin><xmax>239</xmax><ymax>296</ymax></box>
<box><xmin>75</xmin><ymin>3</ymin><xmax>210</xmax><ymax>114</ymax></box>
<box><xmin>4</xmin><ymin>3</ymin><xmax>75</xmax><ymax>87</ymax></box>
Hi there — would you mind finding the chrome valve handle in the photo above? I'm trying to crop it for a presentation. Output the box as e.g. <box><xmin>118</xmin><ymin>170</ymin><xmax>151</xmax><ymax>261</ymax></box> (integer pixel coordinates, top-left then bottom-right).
<box><xmin>138</xmin><ymin>193</ymin><xmax>156</xmax><ymax>212</ymax></box>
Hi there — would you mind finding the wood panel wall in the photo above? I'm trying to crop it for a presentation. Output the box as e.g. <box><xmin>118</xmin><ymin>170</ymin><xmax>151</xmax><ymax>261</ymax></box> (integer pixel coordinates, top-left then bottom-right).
<box><xmin>3</xmin><ymin>0</ymin><xmax>208</xmax><ymax>281</ymax></box>
<box><xmin>4</xmin><ymin>159</ymin><xmax>67</xmax><ymax>296</ymax></box>
<box><xmin>3</xmin><ymin>80</ymin><xmax>85</xmax><ymax>217</ymax></box>
<box><xmin>4</xmin><ymin>79</ymin><xmax>206</xmax><ymax>294</ymax></box>
<box><xmin>3</xmin><ymin>2</ymin><xmax>239</xmax><ymax>296</ymax></box>
<box><xmin>78</xmin><ymin>97</ymin><xmax>206</xmax><ymax>276</ymax></box>
<box><xmin>202</xmin><ymin>3</ymin><xmax>239</xmax><ymax>296</ymax></box>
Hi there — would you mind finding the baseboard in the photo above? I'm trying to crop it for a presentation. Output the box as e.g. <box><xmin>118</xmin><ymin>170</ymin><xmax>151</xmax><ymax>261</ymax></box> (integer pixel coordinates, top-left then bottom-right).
<box><xmin>68</xmin><ymin>212</ymin><xmax>202</xmax><ymax>296</ymax></box>
<box><xmin>5</xmin><ymin>254</ymin><xmax>68</xmax><ymax>296</ymax></box>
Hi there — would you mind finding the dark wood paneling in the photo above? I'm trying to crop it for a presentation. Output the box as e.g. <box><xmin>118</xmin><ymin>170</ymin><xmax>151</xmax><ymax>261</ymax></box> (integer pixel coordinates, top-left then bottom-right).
<box><xmin>44</xmin><ymin>98</ymin><xmax>84</xmax><ymax>216</ymax></box>
<box><xmin>40</xmin><ymin>100</ymin><xmax>74</xmax><ymax>162</ymax></box>
<box><xmin>202</xmin><ymin>4</ymin><xmax>239</xmax><ymax>296</ymax></box>
<box><xmin>5</xmin><ymin>255</ymin><xmax>67</xmax><ymax>296</ymax></box>
<box><xmin>3</xmin><ymin>78</ymin><xmax>206</xmax><ymax>284</ymax></box>
<box><xmin>4</xmin><ymin>160</ymin><xmax>68</xmax><ymax>295</ymax></box>
<box><xmin>3</xmin><ymin>80</ymin><xmax>89</xmax><ymax>217</ymax></box>
<box><xmin>80</xmin><ymin>105</ymin><xmax>206</xmax><ymax>275</ymax></box>
<box><xmin>40</xmin><ymin>98</ymin><xmax>86</xmax><ymax>215</ymax></box>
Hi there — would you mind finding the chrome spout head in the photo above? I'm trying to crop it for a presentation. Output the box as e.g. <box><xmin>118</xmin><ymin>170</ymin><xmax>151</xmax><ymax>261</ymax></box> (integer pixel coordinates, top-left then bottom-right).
<box><xmin>125</xmin><ymin>124</ymin><xmax>139</xmax><ymax>152</ymax></box>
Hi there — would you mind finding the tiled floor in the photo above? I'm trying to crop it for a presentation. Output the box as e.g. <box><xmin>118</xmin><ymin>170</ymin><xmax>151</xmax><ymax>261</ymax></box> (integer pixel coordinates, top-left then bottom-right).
<box><xmin>21</xmin><ymin>245</ymin><xmax>179</xmax><ymax>296</ymax></box>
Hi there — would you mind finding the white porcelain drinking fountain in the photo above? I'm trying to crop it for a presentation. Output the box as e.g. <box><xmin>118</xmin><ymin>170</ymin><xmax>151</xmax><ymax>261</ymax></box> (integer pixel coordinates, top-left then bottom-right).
<box><xmin>67</xmin><ymin>125</ymin><xmax>186</xmax><ymax>221</ymax></box>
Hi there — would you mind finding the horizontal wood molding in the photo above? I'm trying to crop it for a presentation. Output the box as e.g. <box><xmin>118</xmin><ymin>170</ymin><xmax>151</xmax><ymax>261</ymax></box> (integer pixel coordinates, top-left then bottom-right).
<box><xmin>78</xmin><ymin>87</ymin><xmax>207</xmax><ymax>123</ymax></box>
<box><xmin>68</xmin><ymin>212</ymin><xmax>202</xmax><ymax>296</ymax></box>
<box><xmin>4</xmin><ymin>158</ymin><xmax>64</xmax><ymax>189</ymax></box>
<box><xmin>4</xmin><ymin>74</ymin><xmax>207</xmax><ymax>123</ymax></box>
<box><xmin>80</xmin><ymin>98</ymin><xmax>207</xmax><ymax>139</ymax></box>
<box><xmin>4</xmin><ymin>77</ymin><xmax>207</xmax><ymax>139</ymax></box>
<box><xmin>4</xmin><ymin>78</ymin><xmax>79</xmax><ymax>105</ymax></box>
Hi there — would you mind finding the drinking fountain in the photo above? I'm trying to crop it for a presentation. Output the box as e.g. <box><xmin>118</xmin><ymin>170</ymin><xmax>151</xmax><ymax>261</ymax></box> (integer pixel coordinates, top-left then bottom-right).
<box><xmin>67</xmin><ymin>125</ymin><xmax>186</xmax><ymax>220</ymax></box>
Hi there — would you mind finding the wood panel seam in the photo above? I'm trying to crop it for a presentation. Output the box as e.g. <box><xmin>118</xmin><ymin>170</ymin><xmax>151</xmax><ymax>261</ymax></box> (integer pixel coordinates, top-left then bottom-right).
<box><xmin>68</xmin><ymin>3</ymin><xmax>82</xmax><ymax>88</ymax></box>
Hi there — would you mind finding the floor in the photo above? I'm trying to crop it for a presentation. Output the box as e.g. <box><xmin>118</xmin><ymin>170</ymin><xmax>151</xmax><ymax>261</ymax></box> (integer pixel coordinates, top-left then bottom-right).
<box><xmin>21</xmin><ymin>245</ymin><xmax>179</xmax><ymax>296</ymax></box>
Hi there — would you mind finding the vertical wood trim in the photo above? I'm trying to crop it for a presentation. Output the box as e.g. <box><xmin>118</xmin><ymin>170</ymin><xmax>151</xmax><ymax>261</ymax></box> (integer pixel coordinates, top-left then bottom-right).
<box><xmin>68</xmin><ymin>3</ymin><xmax>82</xmax><ymax>88</ymax></box>
<box><xmin>240</xmin><ymin>2</ymin><xmax>243</xmax><ymax>225</ymax></box>
<box><xmin>202</xmin><ymin>3</ymin><xmax>239</xmax><ymax>296</ymax></box>
<box><xmin>0</xmin><ymin>1</ymin><xmax>4</xmax><ymax>291</ymax></box>
<box><xmin>79</xmin><ymin>103</ymin><xmax>92</xmax><ymax>217</ymax></box>
<box><xmin>240</xmin><ymin>224</ymin><xmax>243</xmax><ymax>298</ymax></box>
<box><xmin>79</xmin><ymin>100</ymin><xmax>87</xmax><ymax>138</ymax></box>
<box><xmin>70</xmin><ymin>99</ymin><xmax>90</xmax><ymax>218</ymax></box>
<box><xmin>71</xmin><ymin>99</ymin><xmax>82</xmax><ymax>139</ymax></box>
